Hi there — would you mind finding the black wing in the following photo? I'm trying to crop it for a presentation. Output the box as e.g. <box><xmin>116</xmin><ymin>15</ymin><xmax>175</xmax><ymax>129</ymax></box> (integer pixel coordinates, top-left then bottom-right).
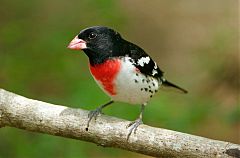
<box><xmin>125</xmin><ymin>41</ymin><xmax>164</xmax><ymax>79</ymax></box>
<box><xmin>121</xmin><ymin>40</ymin><xmax>188</xmax><ymax>94</ymax></box>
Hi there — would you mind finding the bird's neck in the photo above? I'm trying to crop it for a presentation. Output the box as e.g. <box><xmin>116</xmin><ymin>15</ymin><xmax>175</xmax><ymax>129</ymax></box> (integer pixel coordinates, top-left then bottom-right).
<box><xmin>83</xmin><ymin>40</ymin><xmax>127</xmax><ymax>66</ymax></box>
<box><xmin>83</xmin><ymin>49</ymin><xmax>109</xmax><ymax>66</ymax></box>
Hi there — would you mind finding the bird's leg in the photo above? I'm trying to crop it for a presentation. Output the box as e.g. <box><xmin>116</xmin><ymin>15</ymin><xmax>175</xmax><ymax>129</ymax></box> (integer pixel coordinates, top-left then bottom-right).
<box><xmin>127</xmin><ymin>104</ymin><xmax>145</xmax><ymax>140</ymax></box>
<box><xmin>86</xmin><ymin>100</ymin><xmax>114</xmax><ymax>131</ymax></box>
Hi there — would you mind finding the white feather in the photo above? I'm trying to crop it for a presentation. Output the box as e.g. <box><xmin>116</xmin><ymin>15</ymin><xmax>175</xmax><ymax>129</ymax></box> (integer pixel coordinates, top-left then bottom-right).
<box><xmin>112</xmin><ymin>57</ymin><xmax>160</xmax><ymax>105</ymax></box>
<box><xmin>137</xmin><ymin>56</ymin><xmax>150</xmax><ymax>67</ymax></box>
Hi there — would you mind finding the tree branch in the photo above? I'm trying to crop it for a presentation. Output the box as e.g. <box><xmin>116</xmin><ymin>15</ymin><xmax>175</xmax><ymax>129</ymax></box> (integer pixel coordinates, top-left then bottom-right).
<box><xmin>0</xmin><ymin>89</ymin><xmax>239</xmax><ymax>157</ymax></box>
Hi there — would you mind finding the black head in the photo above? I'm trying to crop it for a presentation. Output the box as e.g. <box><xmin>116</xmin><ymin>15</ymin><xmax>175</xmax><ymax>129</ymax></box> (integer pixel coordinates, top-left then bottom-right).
<box><xmin>68</xmin><ymin>26</ymin><xmax>123</xmax><ymax>65</ymax></box>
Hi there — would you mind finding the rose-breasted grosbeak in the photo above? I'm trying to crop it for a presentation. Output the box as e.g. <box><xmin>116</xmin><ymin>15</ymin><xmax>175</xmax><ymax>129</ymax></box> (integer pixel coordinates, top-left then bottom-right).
<box><xmin>67</xmin><ymin>26</ymin><xmax>187</xmax><ymax>139</ymax></box>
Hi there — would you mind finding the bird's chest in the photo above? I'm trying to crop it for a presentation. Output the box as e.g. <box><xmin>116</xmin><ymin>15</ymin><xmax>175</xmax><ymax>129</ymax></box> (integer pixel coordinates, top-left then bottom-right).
<box><xmin>90</xmin><ymin>58</ymin><xmax>160</xmax><ymax>105</ymax></box>
<box><xmin>113</xmin><ymin>58</ymin><xmax>160</xmax><ymax>104</ymax></box>
<box><xmin>89</xmin><ymin>59</ymin><xmax>121</xmax><ymax>95</ymax></box>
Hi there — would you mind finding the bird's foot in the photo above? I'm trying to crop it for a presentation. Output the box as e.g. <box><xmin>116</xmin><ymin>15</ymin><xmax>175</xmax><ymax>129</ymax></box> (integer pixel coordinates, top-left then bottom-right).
<box><xmin>126</xmin><ymin>118</ymin><xmax>143</xmax><ymax>140</ymax></box>
<box><xmin>86</xmin><ymin>107</ymin><xmax>102</xmax><ymax>131</ymax></box>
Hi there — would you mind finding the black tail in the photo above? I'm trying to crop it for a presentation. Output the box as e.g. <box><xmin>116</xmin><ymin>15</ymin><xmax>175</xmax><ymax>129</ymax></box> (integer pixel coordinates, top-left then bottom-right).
<box><xmin>161</xmin><ymin>79</ymin><xmax>188</xmax><ymax>94</ymax></box>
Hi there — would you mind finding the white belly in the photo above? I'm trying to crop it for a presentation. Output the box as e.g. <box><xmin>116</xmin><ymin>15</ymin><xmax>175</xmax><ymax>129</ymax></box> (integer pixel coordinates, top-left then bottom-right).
<box><xmin>112</xmin><ymin>57</ymin><xmax>160</xmax><ymax>105</ymax></box>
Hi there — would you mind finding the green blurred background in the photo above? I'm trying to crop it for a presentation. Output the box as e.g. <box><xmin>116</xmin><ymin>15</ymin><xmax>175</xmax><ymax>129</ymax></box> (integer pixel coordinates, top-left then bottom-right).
<box><xmin>0</xmin><ymin>0</ymin><xmax>239</xmax><ymax>157</ymax></box>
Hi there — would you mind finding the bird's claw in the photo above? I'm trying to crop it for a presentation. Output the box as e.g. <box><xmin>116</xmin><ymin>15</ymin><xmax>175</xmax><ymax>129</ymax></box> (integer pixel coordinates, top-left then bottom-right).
<box><xmin>126</xmin><ymin>118</ymin><xmax>143</xmax><ymax>140</ymax></box>
<box><xmin>86</xmin><ymin>108</ymin><xmax>102</xmax><ymax>131</ymax></box>
<box><xmin>88</xmin><ymin>108</ymin><xmax>102</xmax><ymax>120</ymax></box>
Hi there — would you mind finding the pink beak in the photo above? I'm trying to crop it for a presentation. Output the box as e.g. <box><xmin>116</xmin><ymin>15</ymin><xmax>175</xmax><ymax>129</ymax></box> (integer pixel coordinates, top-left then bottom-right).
<box><xmin>67</xmin><ymin>36</ymin><xmax>87</xmax><ymax>50</ymax></box>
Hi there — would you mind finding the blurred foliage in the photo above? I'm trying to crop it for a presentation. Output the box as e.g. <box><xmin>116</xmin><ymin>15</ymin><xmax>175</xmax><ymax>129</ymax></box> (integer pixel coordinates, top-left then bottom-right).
<box><xmin>0</xmin><ymin>0</ymin><xmax>239</xmax><ymax>157</ymax></box>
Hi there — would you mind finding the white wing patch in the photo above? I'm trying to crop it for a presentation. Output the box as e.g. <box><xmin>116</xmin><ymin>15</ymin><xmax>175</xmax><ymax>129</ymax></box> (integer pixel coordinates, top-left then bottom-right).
<box><xmin>137</xmin><ymin>56</ymin><xmax>150</xmax><ymax>66</ymax></box>
<box><xmin>152</xmin><ymin>62</ymin><xmax>158</xmax><ymax>76</ymax></box>
<box><xmin>154</xmin><ymin>62</ymin><xmax>158</xmax><ymax>69</ymax></box>
<box><xmin>152</xmin><ymin>69</ymin><xmax>158</xmax><ymax>76</ymax></box>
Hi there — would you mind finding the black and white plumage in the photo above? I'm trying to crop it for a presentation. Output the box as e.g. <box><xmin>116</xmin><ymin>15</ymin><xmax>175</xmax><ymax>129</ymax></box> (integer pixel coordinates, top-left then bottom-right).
<box><xmin>67</xmin><ymin>26</ymin><xmax>187</xmax><ymax>139</ymax></box>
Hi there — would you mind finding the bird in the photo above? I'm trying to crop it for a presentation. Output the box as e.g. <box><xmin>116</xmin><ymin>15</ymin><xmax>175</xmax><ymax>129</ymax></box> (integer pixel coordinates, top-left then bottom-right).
<box><xmin>67</xmin><ymin>26</ymin><xmax>187</xmax><ymax>139</ymax></box>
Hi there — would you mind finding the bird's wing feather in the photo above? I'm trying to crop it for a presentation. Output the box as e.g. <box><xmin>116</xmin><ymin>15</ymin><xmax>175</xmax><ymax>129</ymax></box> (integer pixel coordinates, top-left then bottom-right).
<box><xmin>123</xmin><ymin>41</ymin><xmax>188</xmax><ymax>94</ymax></box>
<box><xmin>123</xmin><ymin>42</ymin><xmax>164</xmax><ymax>79</ymax></box>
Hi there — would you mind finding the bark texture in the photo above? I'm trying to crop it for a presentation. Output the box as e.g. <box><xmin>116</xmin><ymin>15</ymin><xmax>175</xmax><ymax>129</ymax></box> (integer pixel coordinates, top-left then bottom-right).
<box><xmin>0</xmin><ymin>89</ymin><xmax>239</xmax><ymax>157</ymax></box>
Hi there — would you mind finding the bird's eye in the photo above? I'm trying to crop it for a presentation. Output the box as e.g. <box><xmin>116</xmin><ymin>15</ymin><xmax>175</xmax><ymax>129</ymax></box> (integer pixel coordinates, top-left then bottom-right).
<box><xmin>88</xmin><ymin>32</ymin><xmax>97</xmax><ymax>39</ymax></box>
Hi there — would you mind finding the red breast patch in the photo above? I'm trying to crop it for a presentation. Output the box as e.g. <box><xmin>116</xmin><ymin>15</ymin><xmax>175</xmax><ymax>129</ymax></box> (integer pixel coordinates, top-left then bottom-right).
<box><xmin>89</xmin><ymin>59</ymin><xmax>121</xmax><ymax>95</ymax></box>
